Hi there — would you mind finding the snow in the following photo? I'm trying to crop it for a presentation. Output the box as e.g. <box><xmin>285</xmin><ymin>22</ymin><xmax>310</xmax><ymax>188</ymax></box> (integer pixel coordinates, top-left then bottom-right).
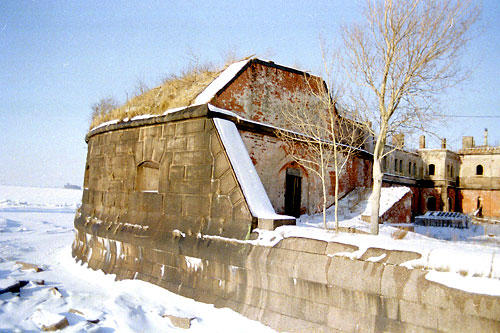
<box><xmin>362</xmin><ymin>186</ymin><xmax>411</xmax><ymax>216</ymax></box>
<box><xmin>0</xmin><ymin>185</ymin><xmax>275</xmax><ymax>332</ymax></box>
<box><xmin>426</xmin><ymin>271</ymin><xmax>500</xmax><ymax>296</ymax></box>
<box><xmin>213</xmin><ymin>118</ymin><xmax>293</xmax><ymax>220</ymax></box>
<box><xmin>193</xmin><ymin>60</ymin><xmax>250</xmax><ymax>105</ymax></box>
<box><xmin>0</xmin><ymin>185</ymin><xmax>82</xmax><ymax>213</ymax></box>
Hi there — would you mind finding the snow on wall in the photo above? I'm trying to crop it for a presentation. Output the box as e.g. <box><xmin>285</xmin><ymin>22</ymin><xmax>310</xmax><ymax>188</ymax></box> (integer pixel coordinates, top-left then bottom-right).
<box><xmin>213</xmin><ymin>118</ymin><xmax>293</xmax><ymax>220</ymax></box>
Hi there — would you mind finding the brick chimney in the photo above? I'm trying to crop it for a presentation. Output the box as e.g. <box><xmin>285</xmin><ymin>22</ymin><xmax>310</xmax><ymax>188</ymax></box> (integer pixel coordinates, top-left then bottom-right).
<box><xmin>441</xmin><ymin>138</ymin><xmax>447</xmax><ymax>149</ymax></box>
<box><xmin>419</xmin><ymin>135</ymin><xmax>426</xmax><ymax>149</ymax></box>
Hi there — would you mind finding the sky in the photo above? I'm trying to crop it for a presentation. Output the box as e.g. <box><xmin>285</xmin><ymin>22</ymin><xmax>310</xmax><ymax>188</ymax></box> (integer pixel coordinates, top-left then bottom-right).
<box><xmin>1</xmin><ymin>0</ymin><xmax>499</xmax><ymax>188</ymax></box>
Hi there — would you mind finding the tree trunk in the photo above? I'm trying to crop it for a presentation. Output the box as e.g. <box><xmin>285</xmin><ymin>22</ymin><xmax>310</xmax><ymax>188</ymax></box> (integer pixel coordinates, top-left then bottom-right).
<box><xmin>370</xmin><ymin>127</ymin><xmax>387</xmax><ymax>235</ymax></box>
<box><xmin>334</xmin><ymin>158</ymin><xmax>339</xmax><ymax>231</ymax></box>
<box><xmin>370</xmin><ymin>159</ymin><xmax>382</xmax><ymax>235</ymax></box>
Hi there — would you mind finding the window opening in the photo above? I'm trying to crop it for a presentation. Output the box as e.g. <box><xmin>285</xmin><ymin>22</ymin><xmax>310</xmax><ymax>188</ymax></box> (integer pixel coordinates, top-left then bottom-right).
<box><xmin>428</xmin><ymin>164</ymin><xmax>435</xmax><ymax>176</ymax></box>
<box><xmin>476</xmin><ymin>165</ymin><xmax>483</xmax><ymax>176</ymax></box>
<box><xmin>135</xmin><ymin>161</ymin><xmax>160</xmax><ymax>192</ymax></box>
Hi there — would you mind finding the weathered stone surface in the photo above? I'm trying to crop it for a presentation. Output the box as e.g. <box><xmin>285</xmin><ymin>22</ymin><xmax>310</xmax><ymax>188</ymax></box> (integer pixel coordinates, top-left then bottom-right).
<box><xmin>164</xmin><ymin>314</ymin><xmax>194</xmax><ymax>329</ymax></box>
<box><xmin>15</xmin><ymin>261</ymin><xmax>43</xmax><ymax>272</ymax></box>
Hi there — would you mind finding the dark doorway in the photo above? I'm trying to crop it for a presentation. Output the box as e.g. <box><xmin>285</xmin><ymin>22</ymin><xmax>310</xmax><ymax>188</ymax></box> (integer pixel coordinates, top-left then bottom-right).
<box><xmin>285</xmin><ymin>168</ymin><xmax>302</xmax><ymax>217</ymax></box>
<box><xmin>426</xmin><ymin>196</ymin><xmax>436</xmax><ymax>211</ymax></box>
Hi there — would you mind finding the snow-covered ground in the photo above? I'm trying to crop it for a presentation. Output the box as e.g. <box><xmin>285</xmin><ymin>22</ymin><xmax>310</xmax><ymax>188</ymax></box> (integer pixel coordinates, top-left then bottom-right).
<box><xmin>0</xmin><ymin>185</ymin><xmax>275</xmax><ymax>332</ymax></box>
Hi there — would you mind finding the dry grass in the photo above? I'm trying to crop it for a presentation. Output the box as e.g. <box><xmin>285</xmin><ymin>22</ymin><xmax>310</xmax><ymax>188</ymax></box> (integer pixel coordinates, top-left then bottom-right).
<box><xmin>89</xmin><ymin>64</ymin><xmax>225</xmax><ymax>130</ymax></box>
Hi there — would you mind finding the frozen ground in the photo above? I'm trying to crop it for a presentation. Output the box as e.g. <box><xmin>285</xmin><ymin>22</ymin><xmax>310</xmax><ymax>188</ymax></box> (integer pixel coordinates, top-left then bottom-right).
<box><xmin>0</xmin><ymin>185</ymin><xmax>275</xmax><ymax>332</ymax></box>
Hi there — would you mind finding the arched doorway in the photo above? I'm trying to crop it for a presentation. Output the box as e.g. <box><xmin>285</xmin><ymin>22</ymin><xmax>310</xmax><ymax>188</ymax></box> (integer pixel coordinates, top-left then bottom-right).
<box><xmin>285</xmin><ymin>168</ymin><xmax>302</xmax><ymax>217</ymax></box>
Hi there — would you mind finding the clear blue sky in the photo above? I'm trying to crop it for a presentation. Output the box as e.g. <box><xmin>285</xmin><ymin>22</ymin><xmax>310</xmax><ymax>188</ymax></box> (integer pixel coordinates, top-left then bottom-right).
<box><xmin>1</xmin><ymin>0</ymin><xmax>499</xmax><ymax>187</ymax></box>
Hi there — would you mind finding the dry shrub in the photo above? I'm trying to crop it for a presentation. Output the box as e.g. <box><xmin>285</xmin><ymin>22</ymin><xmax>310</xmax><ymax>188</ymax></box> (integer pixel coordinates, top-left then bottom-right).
<box><xmin>392</xmin><ymin>228</ymin><xmax>408</xmax><ymax>240</ymax></box>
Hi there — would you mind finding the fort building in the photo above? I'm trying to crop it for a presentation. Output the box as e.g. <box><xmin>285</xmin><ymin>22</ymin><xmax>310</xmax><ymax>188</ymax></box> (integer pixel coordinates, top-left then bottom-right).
<box><xmin>73</xmin><ymin>58</ymin><xmax>500</xmax><ymax>331</ymax></box>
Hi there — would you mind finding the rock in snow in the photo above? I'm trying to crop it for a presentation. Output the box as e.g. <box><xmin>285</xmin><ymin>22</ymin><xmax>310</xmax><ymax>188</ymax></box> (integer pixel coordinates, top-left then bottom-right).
<box><xmin>30</xmin><ymin>309</ymin><xmax>69</xmax><ymax>331</ymax></box>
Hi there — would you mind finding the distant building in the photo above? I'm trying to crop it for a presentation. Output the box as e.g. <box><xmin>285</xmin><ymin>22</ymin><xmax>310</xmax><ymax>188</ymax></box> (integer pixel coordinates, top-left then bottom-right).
<box><xmin>382</xmin><ymin>129</ymin><xmax>500</xmax><ymax>219</ymax></box>
<box><xmin>64</xmin><ymin>183</ymin><xmax>81</xmax><ymax>190</ymax></box>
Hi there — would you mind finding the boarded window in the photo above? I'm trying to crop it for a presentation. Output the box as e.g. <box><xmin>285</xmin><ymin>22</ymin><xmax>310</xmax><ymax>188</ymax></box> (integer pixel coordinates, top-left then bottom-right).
<box><xmin>135</xmin><ymin>161</ymin><xmax>159</xmax><ymax>192</ymax></box>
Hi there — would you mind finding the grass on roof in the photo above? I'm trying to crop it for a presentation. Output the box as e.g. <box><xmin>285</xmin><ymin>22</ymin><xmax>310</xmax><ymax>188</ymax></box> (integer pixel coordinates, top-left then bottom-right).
<box><xmin>89</xmin><ymin>65</ymin><xmax>224</xmax><ymax>130</ymax></box>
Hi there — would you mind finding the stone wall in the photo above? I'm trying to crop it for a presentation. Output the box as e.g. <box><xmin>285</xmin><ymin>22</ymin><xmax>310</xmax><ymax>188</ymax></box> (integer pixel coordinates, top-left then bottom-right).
<box><xmin>73</xmin><ymin>230</ymin><xmax>500</xmax><ymax>332</ymax></box>
<box><xmin>77</xmin><ymin>106</ymin><xmax>255</xmax><ymax>241</ymax></box>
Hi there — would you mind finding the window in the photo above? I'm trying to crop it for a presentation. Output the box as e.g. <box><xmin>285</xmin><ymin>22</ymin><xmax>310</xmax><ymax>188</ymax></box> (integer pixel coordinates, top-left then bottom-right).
<box><xmin>476</xmin><ymin>165</ymin><xmax>483</xmax><ymax>176</ymax></box>
<box><xmin>394</xmin><ymin>159</ymin><xmax>398</xmax><ymax>173</ymax></box>
<box><xmin>408</xmin><ymin>162</ymin><xmax>412</xmax><ymax>175</ymax></box>
<box><xmin>135</xmin><ymin>161</ymin><xmax>159</xmax><ymax>192</ymax></box>
<box><xmin>400</xmin><ymin>160</ymin><xmax>403</xmax><ymax>175</ymax></box>
<box><xmin>428</xmin><ymin>164</ymin><xmax>435</xmax><ymax>176</ymax></box>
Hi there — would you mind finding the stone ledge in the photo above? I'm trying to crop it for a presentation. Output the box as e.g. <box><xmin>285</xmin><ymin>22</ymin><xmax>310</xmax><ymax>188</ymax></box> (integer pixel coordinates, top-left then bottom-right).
<box><xmin>257</xmin><ymin>218</ymin><xmax>295</xmax><ymax>230</ymax></box>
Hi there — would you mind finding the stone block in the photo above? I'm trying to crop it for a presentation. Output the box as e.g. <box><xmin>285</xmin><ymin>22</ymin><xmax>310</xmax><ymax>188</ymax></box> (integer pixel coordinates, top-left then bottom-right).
<box><xmin>151</xmin><ymin>139</ymin><xmax>164</xmax><ymax>163</ymax></box>
<box><xmin>186</xmin><ymin>133</ymin><xmax>209</xmax><ymax>151</ymax></box>
<box><xmin>176</xmin><ymin>119</ymin><xmax>205</xmax><ymax>134</ymax></box>
<box><xmin>219</xmin><ymin>171</ymin><xmax>236</xmax><ymax>195</ymax></box>
<box><xmin>163</xmin><ymin>194</ymin><xmax>182</xmax><ymax>214</ymax></box>
<box><xmin>164</xmin><ymin>314</ymin><xmax>194</xmax><ymax>329</ymax></box>
<box><xmin>277</xmin><ymin>237</ymin><xmax>327</xmax><ymax>254</ymax></box>
<box><xmin>229</xmin><ymin>188</ymin><xmax>243</xmax><ymax>205</ymax></box>
<box><xmin>327</xmin><ymin>257</ymin><xmax>383</xmax><ymax>295</ymax></box>
<box><xmin>399</xmin><ymin>299</ymin><xmax>438</xmax><ymax>329</ymax></box>
<box><xmin>292</xmin><ymin>252</ymin><xmax>330</xmax><ymax>284</ymax></box>
<box><xmin>173</xmin><ymin>151</ymin><xmax>207</xmax><ymax>166</ymax></box>
<box><xmin>210</xmin><ymin>196</ymin><xmax>232</xmax><ymax>219</ymax></box>
<box><xmin>162</xmin><ymin>124</ymin><xmax>175</xmax><ymax>137</ymax></box>
<box><xmin>266</xmin><ymin>248</ymin><xmax>298</xmax><ymax>276</ymax></box>
<box><xmin>437</xmin><ymin>306</ymin><xmax>500</xmax><ymax>332</ymax></box>
<box><xmin>210</xmin><ymin>132</ymin><xmax>223</xmax><ymax>155</ymax></box>
<box><xmin>233</xmin><ymin>201</ymin><xmax>252</xmax><ymax>220</ymax></box>
<box><xmin>169</xmin><ymin>166</ymin><xmax>185</xmax><ymax>180</ymax></box>
<box><xmin>182</xmin><ymin>195</ymin><xmax>210</xmax><ymax>216</ymax></box>
<box><xmin>258</xmin><ymin>218</ymin><xmax>295</xmax><ymax>230</ymax></box>
<box><xmin>324</xmin><ymin>241</ymin><xmax>359</xmax><ymax>255</ymax></box>
<box><xmin>141</xmin><ymin>192</ymin><xmax>163</xmax><ymax>212</ymax></box>
<box><xmin>186</xmin><ymin>165</ymin><xmax>212</xmax><ymax>181</ymax></box>
<box><xmin>246</xmin><ymin>246</ymin><xmax>270</xmax><ymax>272</ymax></box>
<box><xmin>166</xmin><ymin>137</ymin><xmax>187</xmax><ymax>150</ymax></box>
<box><xmin>214</xmin><ymin>152</ymin><xmax>230</xmax><ymax>179</ymax></box>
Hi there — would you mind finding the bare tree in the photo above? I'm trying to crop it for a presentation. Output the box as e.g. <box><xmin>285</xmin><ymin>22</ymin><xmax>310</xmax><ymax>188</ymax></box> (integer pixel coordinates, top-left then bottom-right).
<box><xmin>90</xmin><ymin>96</ymin><xmax>119</xmax><ymax>124</ymax></box>
<box><xmin>277</xmin><ymin>78</ymin><xmax>366</xmax><ymax>230</ymax></box>
<box><xmin>340</xmin><ymin>0</ymin><xmax>479</xmax><ymax>234</ymax></box>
